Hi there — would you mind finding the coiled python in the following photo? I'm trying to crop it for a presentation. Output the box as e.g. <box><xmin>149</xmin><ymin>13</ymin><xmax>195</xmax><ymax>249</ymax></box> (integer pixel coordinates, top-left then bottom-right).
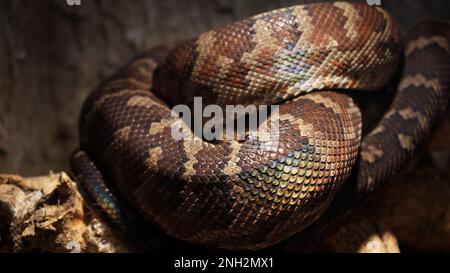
<box><xmin>71</xmin><ymin>2</ymin><xmax>450</xmax><ymax>250</ymax></box>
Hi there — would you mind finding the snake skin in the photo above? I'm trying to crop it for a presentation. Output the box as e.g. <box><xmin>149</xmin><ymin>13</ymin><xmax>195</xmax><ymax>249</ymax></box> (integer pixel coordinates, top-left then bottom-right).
<box><xmin>355</xmin><ymin>19</ymin><xmax>450</xmax><ymax>196</ymax></box>
<box><xmin>71</xmin><ymin>2</ymin><xmax>450</xmax><ymax>250</ymax></box>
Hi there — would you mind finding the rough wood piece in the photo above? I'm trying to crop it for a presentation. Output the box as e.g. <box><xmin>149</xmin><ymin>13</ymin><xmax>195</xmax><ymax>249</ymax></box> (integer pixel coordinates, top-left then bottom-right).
<box><xmin>321</xmin><ymin>217</ymin><xmax>401</xmax><ymax>253</ymax></box>
<box><xmin>0</xmin><ymin>172</ymin><xmax>129</xmax><ymax>253</ymax></box>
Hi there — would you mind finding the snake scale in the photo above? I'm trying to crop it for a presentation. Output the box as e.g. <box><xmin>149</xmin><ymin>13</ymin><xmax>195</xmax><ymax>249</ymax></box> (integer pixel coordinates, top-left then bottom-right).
<box><xmin>71</xmin><ymin>2</ymin><xmax>450</xmax><ymax>250</ymax></box>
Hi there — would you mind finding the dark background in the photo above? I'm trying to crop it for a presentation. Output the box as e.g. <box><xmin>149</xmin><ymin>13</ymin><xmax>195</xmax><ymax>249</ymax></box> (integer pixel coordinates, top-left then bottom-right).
<box><xmin>1</xmin><ymin>0</ymin><xmax>450</xmax><ymax>176</ymax></box>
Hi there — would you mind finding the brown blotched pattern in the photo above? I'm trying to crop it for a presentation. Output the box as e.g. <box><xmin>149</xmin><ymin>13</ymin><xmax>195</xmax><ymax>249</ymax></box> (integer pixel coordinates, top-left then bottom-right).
<box><xmin>71</xmin><ymin>3</ymin><xmax>449</xmax><ymax>250</ymax></box>
<box><xmin>356</xmin><ymin>20</ymin><xmax>450</xmax><ymax>197</ymax></box>
<box><xmin>154</xmin><ymin>2</ymin><xmax>399</xmax><ymax>108</ymax></box>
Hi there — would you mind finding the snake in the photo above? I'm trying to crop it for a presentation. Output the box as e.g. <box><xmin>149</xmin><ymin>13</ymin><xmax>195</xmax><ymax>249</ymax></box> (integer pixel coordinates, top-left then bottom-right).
<box><xmin>70</xmin><ymin>2</ymin><xmax>450</xmax><ymax>250</ymax></box>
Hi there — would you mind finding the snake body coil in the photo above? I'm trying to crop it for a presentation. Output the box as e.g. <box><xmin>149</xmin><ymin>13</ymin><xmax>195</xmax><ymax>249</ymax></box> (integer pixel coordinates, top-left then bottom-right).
<box><xmin>71</xmin><ymin>2</ymin><xmax>450</xmax><ymax>250</ymax></box>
